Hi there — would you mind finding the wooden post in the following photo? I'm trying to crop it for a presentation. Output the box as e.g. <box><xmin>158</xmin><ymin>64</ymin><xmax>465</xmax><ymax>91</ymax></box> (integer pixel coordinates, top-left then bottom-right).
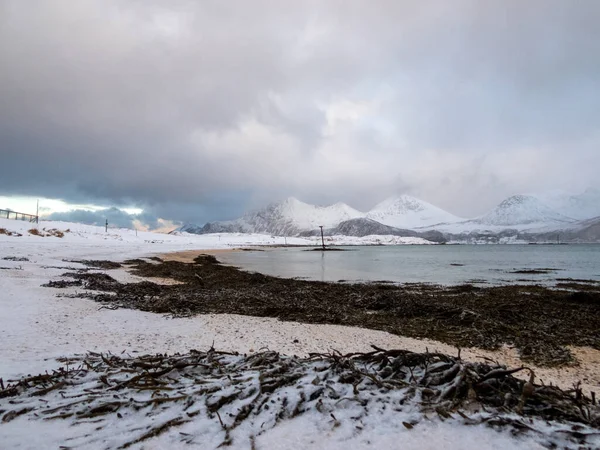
<box><xmin>319</xmin><ymin>225</ymin><xmax>325</xmax><ymax>250</ymax></box>
<box><xmin>105</xmin><ymin>219</ymin><xmax>108</xmax><ymax>233</ymax></box>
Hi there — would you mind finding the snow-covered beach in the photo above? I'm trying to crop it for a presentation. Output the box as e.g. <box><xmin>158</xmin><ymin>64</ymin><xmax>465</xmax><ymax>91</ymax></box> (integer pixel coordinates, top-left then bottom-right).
<box><xmin>1</xmin><ymin>218</ymin><xmax>599</xmax><ymax>449</ymax></box>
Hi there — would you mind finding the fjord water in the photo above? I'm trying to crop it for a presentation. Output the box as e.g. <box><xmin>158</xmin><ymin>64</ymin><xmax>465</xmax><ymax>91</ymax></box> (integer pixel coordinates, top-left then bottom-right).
<box><xmin>217</xmin><ymin>244</ymin><xmax>600</xmax><ymax>285</ymax></box>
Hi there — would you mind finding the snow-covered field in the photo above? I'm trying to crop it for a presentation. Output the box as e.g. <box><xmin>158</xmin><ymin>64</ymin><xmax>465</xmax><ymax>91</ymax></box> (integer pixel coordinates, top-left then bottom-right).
<box><xmin>0</xmin><ymin>218</ymin><xmax>595</xmax><ymax>449</ymax></box>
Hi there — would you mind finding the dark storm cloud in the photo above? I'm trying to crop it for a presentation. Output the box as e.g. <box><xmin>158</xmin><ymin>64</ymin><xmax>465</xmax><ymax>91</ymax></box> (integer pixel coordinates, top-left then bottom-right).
<box><xmin>46</xmin><ymin>207</ymin><xmax>178</xmax><ymax>231</ymax></box>
<box><xmin>1</xmin><ymin>0</ymin><xmax>599</xmax><ymax>220</ymax></box>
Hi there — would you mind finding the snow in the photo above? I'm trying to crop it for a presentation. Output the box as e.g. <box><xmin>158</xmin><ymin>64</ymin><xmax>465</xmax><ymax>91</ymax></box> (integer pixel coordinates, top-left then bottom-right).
<box><xmin>185</xmin><ymin>198</ymin><xmax>365</xmax><ymax>236</ymax></box>
<box><xmin>322</xmin><ymin>234</ymin><xmax>434</xmax><ymax>245</ymax></box>
<box><xmin>366</xmin><ymin>195</ymin><xmax>463</xmax><ymax>229</ymax></box>
<box><xmin>426</xmin><ymin>195</ymin><xmax>579</xmax><ymax>235</ymax></box>
<box><xmin>2</xmin><ymin>350</ymin><xmax>563</xmax><ymax>450</ymax></box>
<box><xmin>1</xmin><ymin>218</ymin><xmax>427</xmax><ymax>249</ymax></box>
<box><xmin>0</xmin><ymin>217</ymin><xmax>432</xmax><ymax>378</ymax></box>
<box><xmin>254</xmin><ymin>414</ymin><xmax>544</xmax><ymax>450</ymax></box>
<box><xmin>0</xmin><ymin>218</ymin><xmax>313</xmax><ymax>248</ymax></box>
<box><xmin>474</xmin><ymin>195</ymin><xmax>575</xmax><ymax>227</ymax></box>
<box><xmin>0</xmin><ymin>217</ymin><xmax>596</xmax><ymax>449</ymax></box>
<box><xmin>180</xmin><ymin>191</ymin><xmax>600</xmax><ymax>239</ymax></box>
<box><xmin>274</xmin><ymin>197</ymin><xmax>364</xmax><ymax>230</ymax></box>
<box><xmin>533</xmin><ymin>188</ymin><xmax>600</xmax><ymax>221</ymax></box>
<box><xmin>184</xmin><ymin>195</ymin><xmax>463</xmax><ymax>236</ymax></box>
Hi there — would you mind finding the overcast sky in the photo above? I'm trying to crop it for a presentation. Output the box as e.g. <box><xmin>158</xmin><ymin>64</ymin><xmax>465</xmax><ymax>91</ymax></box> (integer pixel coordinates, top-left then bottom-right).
<box><xmin>1</xmin><ymin>0</ymin><xmax>599</xmax><ymax>224</ymax></box>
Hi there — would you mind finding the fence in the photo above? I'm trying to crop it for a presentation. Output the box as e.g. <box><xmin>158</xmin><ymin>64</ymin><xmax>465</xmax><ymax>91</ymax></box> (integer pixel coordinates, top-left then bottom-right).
<box><xmin>0</xmin><ymin>208</ymin><xmax>39</xmax><ymax>223</ymax></box>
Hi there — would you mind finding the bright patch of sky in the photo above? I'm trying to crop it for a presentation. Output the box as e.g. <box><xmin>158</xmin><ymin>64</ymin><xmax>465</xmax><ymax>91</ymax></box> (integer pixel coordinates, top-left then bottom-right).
<box><xmin>0</xmin><ymin>196</ymin><xmax>143</xmax><ymax>216</ymax></box>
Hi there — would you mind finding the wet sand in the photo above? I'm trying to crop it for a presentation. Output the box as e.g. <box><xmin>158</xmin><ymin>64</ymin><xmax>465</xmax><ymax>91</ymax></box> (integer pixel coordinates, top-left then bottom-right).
<box><xmin>160</xmin><ymin>248</ymin><xmax>242</xmax><ymax>263</ymax></box>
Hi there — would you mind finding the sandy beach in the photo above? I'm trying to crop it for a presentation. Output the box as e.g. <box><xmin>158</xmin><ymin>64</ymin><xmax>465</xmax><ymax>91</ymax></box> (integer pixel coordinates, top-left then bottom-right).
<box><xmin>154</xmin><ymin>249</ymin><xmax>600</xmax><ymax>395</ymax></box>
<box><xmin>1</xmin><ymin>220</ymin><xmax>598</xmax><ymax>449</ymax></box>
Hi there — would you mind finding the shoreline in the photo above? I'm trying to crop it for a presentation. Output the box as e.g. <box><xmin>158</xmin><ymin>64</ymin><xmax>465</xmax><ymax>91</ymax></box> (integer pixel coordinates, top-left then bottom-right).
<box><xmin>160</xmin><ymin>248</ymin><xmax>242</xmax><ymax>262</ymax></box>
<box><xmin>52</xmin><ymin>253</ymin><xmax>600</xmax><ymax>395</ymax></box>
<box><xmin>2</xmin><ymin>219</ymin><xmax>597</xmax><ymax>447</ymax></box>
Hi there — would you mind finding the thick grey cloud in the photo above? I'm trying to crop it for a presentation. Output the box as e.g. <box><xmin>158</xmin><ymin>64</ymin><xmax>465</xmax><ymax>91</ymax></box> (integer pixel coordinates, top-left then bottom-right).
<box><xmin>1</xmin><ymin>0</ymin><xmax>599</xmax><ymax>221</ymax></box>
<box><xmin>46</xmin><ymin>208</ymin><xmax>141</xmax><ymax>229</ymax></box>
<box><xmin>46</xmin><ymin>207</ymin><xmax>175</xmax><ymax>231</ymax></box>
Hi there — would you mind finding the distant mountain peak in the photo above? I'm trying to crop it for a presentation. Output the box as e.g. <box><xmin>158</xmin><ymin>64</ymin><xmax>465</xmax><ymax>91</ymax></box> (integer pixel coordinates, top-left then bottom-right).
<box><xmin>531</xmin><ymin>188</ymin><xmax>600</xmax><ymax>220</ymax></box>
<box><xmin>497</xmin><ymin>194</ymin><xmax>535</xmax><ymax>208</ymax></box>
<box><xmin>186</xmin><ymin>197</ymin><xmax>364</xmax><ymax>236</ymax></box>
<box><xmin>179</xmin><ymin>189</ymin><xmax>599</xmax><ymax>238</ymax></box>
<box><xmin>281</xmin><ymin>196</ymin><xmax>303</xmax><ymax>205</ymax></box>
<box><xmin>366</xmin><ymin>195</ymin><xmax>462</xmax><ymax>228</ymax></box>
<box><xmin>373</xmin><ymin>195</ymin><xmax>427</xmax><ymax>212</ymax></box>
<box><xmin>476</xmin><ymin>195</ymin><xmax>575</xmax><ymax>226</ymax></box>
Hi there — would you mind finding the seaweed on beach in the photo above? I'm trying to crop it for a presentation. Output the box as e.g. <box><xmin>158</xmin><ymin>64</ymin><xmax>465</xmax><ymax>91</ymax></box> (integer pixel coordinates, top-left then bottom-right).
<box><xmin>509</xmin><ymin>268</ymin><xmax>561</xmax><ymax>275</ymax></box>
<box><xmin>2</xmin><ymin>256</ymin><xmax>29</xmax><ymax>262</ymax></box>
<box><xmin>1</xmin><ymin>347</ymin><xmax>598</xmax><ymax>449</ymax></box>
<box><xmin>44</xmin><ymin>255</ymin><xmax>600</xmax><ymax>367</ymax></box>
<box><xmin>66</xmin><ymin>259</ymin><xmax>123</xmax><ymax>270</ymax></box>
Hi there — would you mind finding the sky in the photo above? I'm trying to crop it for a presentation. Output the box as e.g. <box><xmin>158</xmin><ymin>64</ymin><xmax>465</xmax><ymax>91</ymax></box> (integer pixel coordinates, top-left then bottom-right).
<box><xmin>1</xmin><ymin>0</ymin><xmax>600</xmax><ymax>227</ymax></box>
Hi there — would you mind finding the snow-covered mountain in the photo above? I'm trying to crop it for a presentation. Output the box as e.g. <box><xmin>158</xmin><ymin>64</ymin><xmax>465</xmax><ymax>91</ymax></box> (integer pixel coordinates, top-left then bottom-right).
<box><xmin>180</xmin><ymin>191</ymin><xmax>599</xmax><ymax>241</ymax></box>
<box><xmin>366</xmin><ymin>195</ymin><xmax>463</xmax><ymax>229</ymax></box>
<box><xmin>182</xmin><ymin>198</ymin><xmax>364</xmax><ymax>236</ymax></box>
<box><xmin>533</xmin><ymin>188</ymin><xmax>600</xmax><ymax>221</ymax></box>
<box><xmin>299</xmin><ymin>218</ymin><xmax>447</xmax><ymax>243</ymax></box>
<box><xmin>473</xmin><ymin>195</ymin><xmax>575</xmax><ymax>227</ymax></box>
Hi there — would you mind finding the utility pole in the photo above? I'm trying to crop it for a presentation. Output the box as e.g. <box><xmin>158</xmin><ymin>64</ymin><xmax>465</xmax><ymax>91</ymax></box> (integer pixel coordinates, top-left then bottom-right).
<box><xmin>36</xmin><ymin>199</ymin><xmax>39</xmax><ymax>224</ymax></box>
<box><xmin>319</xmin><ymin>225</ymin><xmax>325</xmax><ymax>250</ymax></box>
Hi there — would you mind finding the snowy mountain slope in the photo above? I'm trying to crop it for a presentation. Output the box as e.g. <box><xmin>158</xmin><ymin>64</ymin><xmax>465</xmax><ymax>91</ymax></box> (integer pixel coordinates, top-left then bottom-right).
<box><xmin>533</xmin><ymin>188</ymin><xmax>600</xmax><ymax>220</ymax></box>
<box><xmin>516</xmin><ymin>216</ymin><xmax>600</xmax><ymax>243</ymax></box>
<box><xmin>299</xmin><ymin>218</ymin><xmax>447</xmax><ymax>243</ymax></box>
<box><xmin>366</xmin><ymin>195</ymin><xmax>463</xmax><ymax>229</ymax></box>
<box><xmin>472</xmin><ymin>195</ymin><xmax>575</xmax><ymax>227</ymax></box>
<box><xmin>184</xmin><ymin>197</ymin><xmax>365</xmax><ymax>236</ymax></box>
<box><xmin>181</xmin><ymin>191</ymin><xmax>597</xmax><ymax>239</ymax></box>
<box><xmin>263</xmin><ymin>197</ymin><xmax>364</xmax><ymax>230</ymax></box>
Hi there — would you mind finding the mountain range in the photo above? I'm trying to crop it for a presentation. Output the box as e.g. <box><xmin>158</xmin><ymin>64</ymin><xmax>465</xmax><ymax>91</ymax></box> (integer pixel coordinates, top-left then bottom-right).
<box><xmin>179</xmin><ymin>189</ymin><xmax>600</xmax><ymax>243</ymax></box>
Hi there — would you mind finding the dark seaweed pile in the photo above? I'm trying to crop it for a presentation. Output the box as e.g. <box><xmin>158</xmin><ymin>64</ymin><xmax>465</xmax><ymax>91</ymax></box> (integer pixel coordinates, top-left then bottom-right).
<box><xmin>1</xmin><ymin>347</ymin><xmax>598</xmax><ymax>448</ymax></box>
<box><xmin>48</xmin><ymin>255</ymin><xmax>600</xmax><ymax>367</ymax></box>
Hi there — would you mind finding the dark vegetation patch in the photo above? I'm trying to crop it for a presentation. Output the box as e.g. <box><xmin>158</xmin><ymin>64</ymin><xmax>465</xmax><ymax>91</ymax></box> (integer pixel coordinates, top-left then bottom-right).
<box><xmin>41</xmin><ymin>265</ymin><xmax>91</xmax><ymax>271</ymax></box>
<box><xmin>123</xmin><ymin>258</ymin><xmax>147</xmax><ymax>265</ymax></box>
<box><xmin>45</xmin><ymin>255</ymin><xmax>600</xmax><ymax>367</ymax></box>
<box><xmin>42</xmin><ymin>280</ymin><xmax>83</xmax><ymax>289</ymax></box>
<box><xmin>465</xmin><ymin>279</ymin><xmax>488</xmax><ymax>284</ymax></box>
<box><xmin>2</xmin><ymin>256</ymin><xmax>29</xmax><ymax>262</ymax></box>
<box><xmin>1</xmin><ymin>348</ymin><xmax>597</xmax><ymax>448</ymax></box>
<box><xmin>306</xmin><ymin>248</ymin><xmax>349</xmax><ymax>251</ymax></box>
<box><xmin>28</xmin><ymin>228</ymin><xmax>65</xmax><ymax>238</ymax></box>
<box><xmin>0</xmin><ymin>228</ymin><xmax>22</xmax><ymax>237</ymax></box>
<box><xmin>66</xmin><ymin>259</ymin><xmax>123</xmax><ymax>270</ymax></box>
<box><xmin>509</xmin><ymin>268</ymin><xmax>561</xmax><ymax>275</ymax></box>
<box><xmin>450</xmin><ymin>263</ymin><xmax>465</xmax><ymax>266</ymax></box>
<box><xmin>557</xmin><ymin>278</ymin><xmax>600</xmax><ymax>284</ymax></box>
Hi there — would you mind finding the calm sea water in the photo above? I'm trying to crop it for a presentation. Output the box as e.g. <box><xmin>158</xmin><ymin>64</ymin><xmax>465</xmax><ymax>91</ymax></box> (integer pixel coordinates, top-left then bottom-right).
<box><xmin>217</xmin><ymin>244</ymin><xmax>600</xmax><ymax>285</ymax></box>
